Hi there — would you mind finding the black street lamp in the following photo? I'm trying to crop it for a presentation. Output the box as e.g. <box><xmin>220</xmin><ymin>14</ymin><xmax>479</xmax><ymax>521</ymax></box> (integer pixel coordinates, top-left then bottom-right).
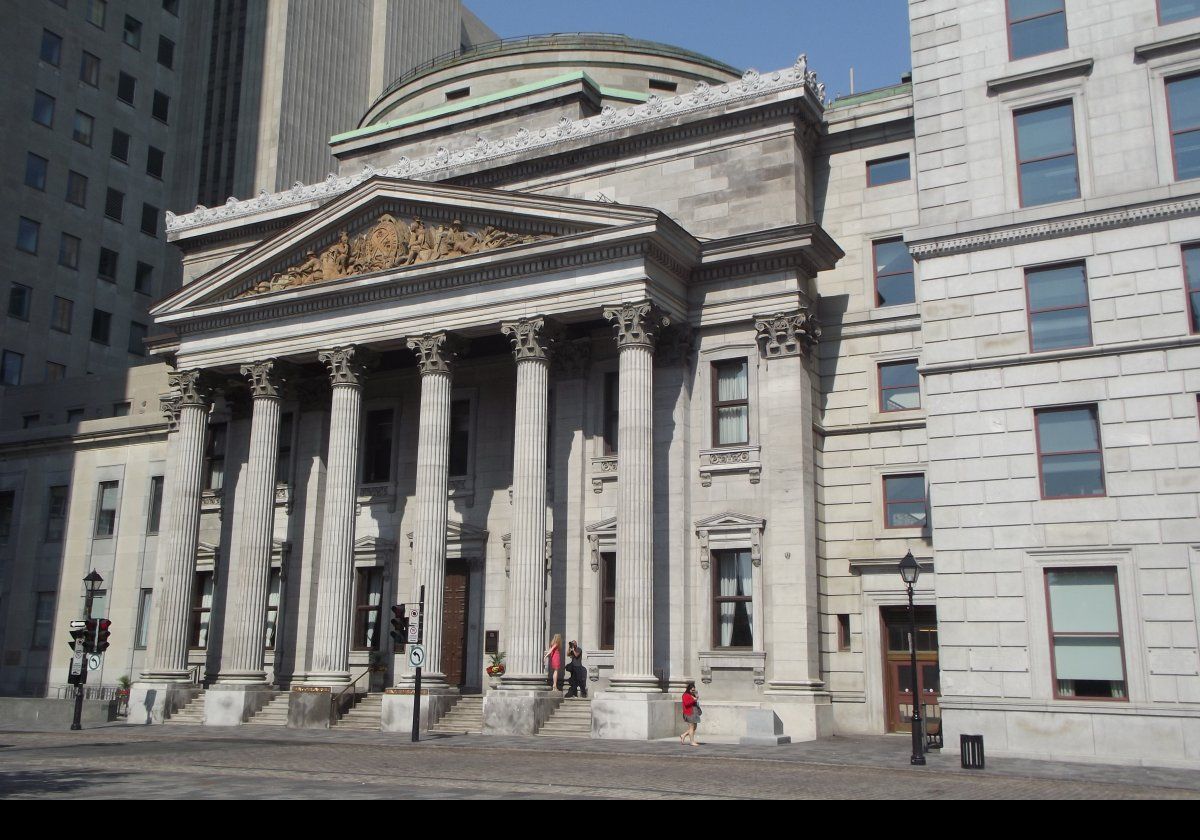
<box><xmin>71</xmin><ymin>570</ymin><xmax>104</xmax><ymax>731</ymax></box>
<box><xmin>898</xmin><ymin>550</ymin><xmax>925</xmax><ymax>766</ymax></box>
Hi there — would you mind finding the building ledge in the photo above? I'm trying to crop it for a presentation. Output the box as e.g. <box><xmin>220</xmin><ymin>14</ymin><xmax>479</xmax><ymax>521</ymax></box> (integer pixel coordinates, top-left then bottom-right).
<box><xmin>1134</xmin><ymin>32</ymin><xmax>1200</xmax><ymax>62</ymax></box>
<box><xmin>985</xmin><ymin>58</ymin><xmax>1093</xmax><ymax>95</ymax></box>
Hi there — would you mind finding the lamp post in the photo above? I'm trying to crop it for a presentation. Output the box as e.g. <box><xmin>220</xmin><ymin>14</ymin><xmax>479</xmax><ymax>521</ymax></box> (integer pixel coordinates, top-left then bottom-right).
<box><xmin>70</xmin><ymin>570</ymin><xmax>104</xmax><ymax>731</ymax></box>
<box><xmin>898</xmin><ymin>551</ymin><xmax>925</xmax><ymax>766</ymax></box>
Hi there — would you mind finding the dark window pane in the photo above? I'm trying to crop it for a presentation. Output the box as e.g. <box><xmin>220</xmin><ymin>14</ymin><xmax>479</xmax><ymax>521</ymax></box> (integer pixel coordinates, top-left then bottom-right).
<box><xmin>1168</xmin><ymin>74</ymin><xmax>1200</xmax><ymax>131</ymax></box>
<box><xmin>1174</xmin><ymin>130</ymin><xmax>1200</xmax><ymax>181</ymax></box>
<box><xmin>8</xmin><ymin>284</ymin><xmax>31</xmax><ymax>320</ymax></box>
<box><xmin>25</xmin><ymin>153</ymin><xmax>48</xmax><ymax>190</ymax></box>
<box><xmin>105</xmin><ymin>188</ymin><xmax>124</xmax><ymax>221</ymax></box>
<box><xmin>875</xmin><ymin>239</ymin><xmax>915</xmax><ymax>306</ymax></box>
<box><xmin>1031</xmin><ymin>307</ymin><xmax>1092</xmax><ymax>351</ymax></box>
<box><xmin>1028</xmin><ymin>263</ymin><xmax>1091</xmax><ymax>351</ymax></box>
<box><xmin>66</xmin><ymin>170</ymin><xmax>88</xmax><ymax>207</ymax></box>
<box><xmin>157</xmin><ymin>36</ymin><xmax>175</xmax><ymax>68</ymax></box>
<box><xmin>91</xmin><ymin>309</ymin><xmax>112</xmax><ymax>344</ymax></box>
<box><xmin>1009</xmin><ymin>0</ymin><xmax>1063</xmax><ymax>18</ymax></box>
<box><xmin>1027</xmin><ymin>264</ymin><xmax>1088</xmax><ymax>310</ymax></box>
<box><xmin>868</xmin><ymin>155</ymin><xmax>910</xmax><ymax>186</ymax></box>
<box><xmin>1016</xmin><ymin>103</ymin><xmax>1075</xmax><ymax>160</ymax></box>
<box><xmin>111</xmin><ymin>129</ymin><xmax>131</xmax><ymax>161</ymax></box>
<box><xmin>1161</xmin><ymin>0</ymin><xmax>1200</xmax><ymax>23</ymax></box>
<box><xmin>363</xmin><ymin>409</ymin><xmax>393</xmax><ymax>484</ymax></box>
<box><xmin>1041</xmin><ymin>453</ymin><xmax>1105</xmax><ymax>497</ymax></box>
<box><xmin>128</xmin><ymin>321</ymin><xmax>147</xmax><ymax>355</ymax></box>
<box><xmin>52</xmin><ymin>297</ymin><xmax>73</xmax><ymax>332</ymax></box>
<box><xmin>80</xmin><ymin>52</ymin><xmax>100</xmax><ymax>86</ymax></box>
<box><xmin>40</xmin><ymin>29</ymin><xmax>62</xmax><ymax>65</ymax></box>
<box><xmin>73</xmin><ymin>111</ymin><xmax>94</xmax><ymax>146</ymax></box>
<box><xmin>1021</xmin><ymin>154</ymin><xmax>1079</xmax><ymax>206</ymax></box>
<box><xmin>1036</xmin><ymin>407</ymin><xmax>1105</xmax><ymax>498</ymax></box>
<box><xmin>880</xmin><ymin>360</ymin><xmax>920</xmax><ymax>411</ymax></box>
<box><xmin>98</xmin><ymin>247</ymin><xmax>118</xmax><ymax>280</ymax></box>
<box><xmin>117</xmin><ymin>72</ymin><xmax>136</xmax><ymax>105</ymax></box>
<box><xmin>58</xmin><ymin>233</ymin><xmax>80</xmax><ymax>269</ymax></box>
<box><xmin>1038</xmin><ymin>407</ymin><xmax>1100</xmax><ymax>453</ymax></box>
<box><xmin>1</xmin><ymin>351</ymin><xmax>23</xmax><ymax>386</ymax></box>
<box><xmin>1009</xmin><ymin>13</ymin><xmax>1067</xmax><ymax>60</ymax></box>
<box><xmin>876</xmin><ymin>272</ymin><xmax>915</xmax><ymax>306</ymax></box>
<box><xmin>135</xmin><ymin>262</ymin><xmax>154</xmax><ymax>295</ymax></box>
<box><xmin>123</xmin><ymin>15</ymin><xmax>142</xmax><ymax>49</ymax></box>
<box><xmin>33</xmin><ymin>91</ymin><xmax>55</xmax><ymax>127</ymax></box>
<box><xmin>152</xmin><ymin>91</ymin><xmax>170</xmax><ymax>122</ymax></box>
<box><xmin>147</xmin><ymin>146</ymin><xmax>164</xmax><ymax>178</ymax></box>
<box><xmin>141</xmin><ymin>204</ymin><xmax>160</xmax><ymax>236</ymax></box>
<box><xmin>17</xmin><ymin>217</ymin><xmax>40</xmax><ymax>254</ymax></box>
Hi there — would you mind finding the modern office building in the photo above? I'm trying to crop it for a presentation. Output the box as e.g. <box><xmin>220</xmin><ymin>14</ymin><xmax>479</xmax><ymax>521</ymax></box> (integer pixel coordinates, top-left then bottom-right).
<box><xmin>2</xmin><ymin>1</ymin><xmax>1199</xmax><ymax>768</ymax></box>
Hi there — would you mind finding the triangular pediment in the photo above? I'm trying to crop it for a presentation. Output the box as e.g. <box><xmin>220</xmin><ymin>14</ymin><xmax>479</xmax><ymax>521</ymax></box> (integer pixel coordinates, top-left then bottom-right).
<box><xmin>586</xmin><ymin>517</ymin><xmax>617</xmax><ymax>534</ymax></box>
<box><xmin>404</xmin><ymin>520</ymin><xmax>489</xmax><ymax>545</ymax></box>
<box><xmin>694</xmin><ymin>512</ymin><xmax>766</xmax><ymax>531</ymax></box>
<box><xmin>155</xmin><ymin>176</ymin><xmax>669</xmax><ymax>316</ymax></box>
<box><xmin>354</xmin><ymin>536</ymin><xmax>397</xmax><ymax>557</ymax></box>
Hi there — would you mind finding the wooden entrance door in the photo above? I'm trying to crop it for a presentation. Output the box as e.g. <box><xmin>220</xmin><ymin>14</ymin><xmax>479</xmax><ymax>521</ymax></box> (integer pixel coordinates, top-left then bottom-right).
<box><xmin>441</xmin><ymin>560</ymin><xmax>471</xmax><ymax>687</ymax></box>
<box><xmin>882</xmin><ymin>606</ymin><xmax>940</xmax><ymax>733</ymax></box>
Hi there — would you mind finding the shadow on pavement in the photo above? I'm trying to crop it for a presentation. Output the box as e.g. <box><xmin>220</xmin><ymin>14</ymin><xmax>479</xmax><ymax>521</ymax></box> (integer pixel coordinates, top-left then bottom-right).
<box><xmin>0</xmin><ymin>768</ymin><xmax>127</xmax><ymax>798</ymax></box>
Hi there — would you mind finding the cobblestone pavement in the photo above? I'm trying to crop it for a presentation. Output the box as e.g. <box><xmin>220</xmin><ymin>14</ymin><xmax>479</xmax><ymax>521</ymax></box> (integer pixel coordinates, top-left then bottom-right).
<box><xmin>1</xmin><ymin>724</ymin><xmax>1197</xmax><ymax>799</ymax></box>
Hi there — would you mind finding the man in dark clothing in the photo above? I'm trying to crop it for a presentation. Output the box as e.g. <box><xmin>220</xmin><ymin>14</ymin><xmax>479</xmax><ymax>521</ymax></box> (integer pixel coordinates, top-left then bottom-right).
<box><xmin>565</xmin><ymin>640</ymin><xmax>588</xmax><ymax>698</ymax></box>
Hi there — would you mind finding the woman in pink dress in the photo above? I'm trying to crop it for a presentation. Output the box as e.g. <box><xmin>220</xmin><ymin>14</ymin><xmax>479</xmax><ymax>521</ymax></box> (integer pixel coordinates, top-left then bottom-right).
<box><xmin>544</xmin><ymin>633</ymin><xmax>563</xmax><ymax>691</ymax></box>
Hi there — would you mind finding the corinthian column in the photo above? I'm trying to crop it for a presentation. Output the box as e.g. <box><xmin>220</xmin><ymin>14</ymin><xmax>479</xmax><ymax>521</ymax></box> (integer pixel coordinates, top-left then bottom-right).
<box><xmin>141</xmin><ymin>370</ymin><xmax>212</xmax><ymax>683</ymax></box>
<box><xmin>603</xmin><ymin>301</ymin><xmax>667</xmax><ymax>692</ymax></box>
<box><xmin>401</xmin><ymin>332</ymin><xmax>460</xmax><ymax>689</ymax></box>
<box><xmin>499</xmin><ymin>317</ymin><xmax>555</xmax><ymax>688</ymax></box>
<box><xmin>308</xmin><ymin>347</ymin><xmax>368</xmax><ymax>685</ymax></box>
<box><xmin>217</xmin><ymin>360</ymin><xmax>288</xmax><ymax>685</ymax></box>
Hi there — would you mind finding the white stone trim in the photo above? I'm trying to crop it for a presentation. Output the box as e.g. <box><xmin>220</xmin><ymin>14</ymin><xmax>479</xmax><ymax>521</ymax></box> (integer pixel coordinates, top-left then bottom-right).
<box><xmin>695</xmin><ymin>512</ymin><xmax>766</xmax><ymax>656</ymax></box>
<box><xmin>586</xmin><ymin>517</ymin><xmax>616</xmax><ymax>573</ymax></box>
<box><xmin>697</xmin><ymin>649</ymin><xmax>767</xmax><ymax>686</ymax></box>
<box><xmin>1141</xmin><ymin>46</ymin><xmax>1200</xmax><ymax>190</ymax></box>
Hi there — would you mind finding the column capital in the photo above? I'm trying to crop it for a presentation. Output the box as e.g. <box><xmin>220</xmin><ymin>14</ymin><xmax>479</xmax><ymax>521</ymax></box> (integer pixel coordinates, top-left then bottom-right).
<box><xmin>168</xmin><ymin>369</ymin><xmax>213</xmax><ymax>407</ymax></box>
<box><xmin>239</xmin><ymin>359</ymin><xmax>291</xmax><ymax>399</ymax></box>
<box><xmin>501</xmin><ymin>316</ymin><xmax>562</xmax><ymax>363</ymax></box>
<box><xmin>754</xmin><ymin>309</ymin><xmax>821</xmax><ymax>358</ymax></box>
<box><xmin>406</xmin><ymin>331</ymin><xmax>463</xmax><ymax>375</ymax></box>
<box><xmin>603</xmin><ymin>300</ymin><xmax>669</xmax><ymax>349</ymax></box>
<box><xmin>159</xmin><ymin>395</ymin><xmax>182</xmax><ymax>432</ymax></box>
<box><xmin>318</xmin><ymin>345</ymin><xmax>374</xmax><ymax>387</ymax></box>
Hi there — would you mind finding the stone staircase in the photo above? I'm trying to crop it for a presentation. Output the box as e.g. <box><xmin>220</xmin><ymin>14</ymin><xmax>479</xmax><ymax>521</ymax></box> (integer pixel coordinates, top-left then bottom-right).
<box><xmin>537</xmin><ymin>696</ymin><xmax>592</xmax><ymax>738</ymax></box>
<box><xmin>246</xmin><ymin>692</ymin><xmax>288</xmax><ymax>726</ymax></box>
<box><xmin>429</xmin><ymin>695</ymin><xmax>483</xmax><ymax>735</ymax></box>
<box><xmin>164</xmin><ymin>691</ymin><xmax>206</xmax><ymax>725</ymax></box>
<box><xmin>334</xmin><ymin>692</ymin><xmax>383</xmax><ymax>731</ymax></box>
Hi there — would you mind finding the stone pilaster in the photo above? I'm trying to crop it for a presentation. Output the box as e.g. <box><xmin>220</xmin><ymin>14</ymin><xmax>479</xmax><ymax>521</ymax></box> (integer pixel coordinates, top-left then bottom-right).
<box><xmin>307</xmin><ymin>347</ymin><xmax>369</xmax><ymax>686</ymax></box>
<box><xmin>129</xmin><ymin>371</ymin><xmax>211</xmax><ymax>724</ymax></box>
<box><xmin>215</xmin><ymin>360</ymin><xmax>288</xmax><ymax>686</ymax></box>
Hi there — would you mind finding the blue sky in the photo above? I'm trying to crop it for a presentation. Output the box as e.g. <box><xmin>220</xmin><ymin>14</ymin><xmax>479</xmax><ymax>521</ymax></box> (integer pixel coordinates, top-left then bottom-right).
<box><xmin>465</xmin><ymin>1</ymin><xmax>913</xmax><ymax>99</ymax></box>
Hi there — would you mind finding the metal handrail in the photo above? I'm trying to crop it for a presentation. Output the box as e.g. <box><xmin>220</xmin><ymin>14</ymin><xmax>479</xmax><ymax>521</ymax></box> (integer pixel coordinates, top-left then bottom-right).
<box><xmin>334</xmin><ymin>668</ymin><xmax>372</xmax><ymax>708</ymax></box>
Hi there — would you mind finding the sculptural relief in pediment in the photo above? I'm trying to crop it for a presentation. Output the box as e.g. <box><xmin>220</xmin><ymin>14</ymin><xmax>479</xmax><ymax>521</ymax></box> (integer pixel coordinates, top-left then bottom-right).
<box><xmin>238</xmin><ymin>214</ymin><xmax>555</xmax><ymax>298</ymax></box>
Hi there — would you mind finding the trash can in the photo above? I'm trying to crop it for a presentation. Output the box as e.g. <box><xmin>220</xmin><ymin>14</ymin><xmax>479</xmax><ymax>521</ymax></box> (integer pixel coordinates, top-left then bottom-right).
<box><xmin>960</xmin><ymin>733</ymin><xmax>985</xmax><ymax>769</ymax></box>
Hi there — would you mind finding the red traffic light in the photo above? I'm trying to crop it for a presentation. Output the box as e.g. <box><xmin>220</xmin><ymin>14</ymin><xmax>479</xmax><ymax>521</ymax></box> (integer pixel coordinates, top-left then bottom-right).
<box><xmin>390</xmin><ymin>604</ymin><xmax>407</xmax><ymax>645</ymax></box>
<box><xmin>95</xmin><ymin>618</ymin><xmax>112</xmax><ymax>653</ymax></box>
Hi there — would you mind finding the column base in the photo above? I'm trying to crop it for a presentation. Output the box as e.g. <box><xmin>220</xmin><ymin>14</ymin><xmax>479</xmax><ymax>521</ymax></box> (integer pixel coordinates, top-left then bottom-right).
<box><xmin>482</xmin><ymin>688</ymin><xmax>559</xmax><ymax>735</ymax></box>
<box><xmin>380</xmin><ymin>686</ymin><xmax>458</xmax><ymax>736</ymax></box>
<box><xmin>287</xmin><ymin>686</ymin><xmax>352</xmax><ymax>729</ymax></box>
<box><xmin>212</xmin><ymin>670</ymin><xmax>269</xmax><ymax>685</ymax></box>
<box><xmin>126</xmin><ymin>681</ymin><xmax>199</xmax><ymax>725</ymax></box>
<box><xmin>203</xmin><ymin>684</ymin><xmax>274</xmax><ymax>726</ymax></box>
<box><xmin>607</xmin><ymin>674</ymin><xmax>662</xmax><ymax>693</ymax></box>
<box><xmin>591</xmin><ymin>692</ymin><xmax>679</xmax><ymax>740</ymax></box>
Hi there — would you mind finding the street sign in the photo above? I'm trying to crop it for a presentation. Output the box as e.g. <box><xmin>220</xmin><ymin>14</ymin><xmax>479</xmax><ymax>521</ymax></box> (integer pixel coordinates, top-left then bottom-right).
<box><xmin>406</xmin><ymin>605</ymin><xmax>420</xmax><ymax>644</ymax></box>
<box><xmin>407</xmin><ymin>644</ymin><xmax>425</xmax><ymax>668</ymax></box>
<box><xmin>88</xmin><ymin>654</ymin><xmax>101</xmax><ymax>671</ymax></box>
<box><xmin>70</xmin><ymin>639</ymin><xmax>85</xmax><ymax>676</ymax></box>
<box><xmin>69</xmin><ymin>620</ymin><xmax>87</xmax><ymax>629</ymax></box>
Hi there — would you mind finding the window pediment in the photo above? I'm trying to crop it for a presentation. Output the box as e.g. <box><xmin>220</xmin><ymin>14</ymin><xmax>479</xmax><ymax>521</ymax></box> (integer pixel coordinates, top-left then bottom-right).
<box><xmin>695</xmin><ymin>512</ymin><xmax>765</xmax><ymax>570</ymax></box>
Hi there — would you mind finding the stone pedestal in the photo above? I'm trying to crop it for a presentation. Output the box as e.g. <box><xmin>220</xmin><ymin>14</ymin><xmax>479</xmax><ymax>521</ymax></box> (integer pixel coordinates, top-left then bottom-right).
<box><xmin>482</xmin><ymin>689</ymin><xmax>559</xmax><ymax>735</ymax></box>
<box><xmin>380</xmin><ymin>688</ymin><xmax>458</xmax><ymax>736</ymax></box>
<box><xmin>203</xmin><ymin>684</ymin><xmax>274</xmax><ymax>726</ymax></box>
<box><xmin>287</xmin><ymin>686</ymin><xmax>337</xmax><ymax>729</ymax></box>
<box><xmin>765</xmin><ymin>689</ymin><xmax>834</xmax><ymax>742</ymax></box>
<box><xmin>590</xmin><ymin>692</ymin><xmax>679</xmax><ymax>740</ymax></box>
<box><xmin>740</xmin><ymin>709</ymin><xmax>792</xmax><ymax>746</ymax></box>
<box><xmin>125</xmin><ymin>683</ymin><xmax>198</xmax><ymax>725</ymax></box>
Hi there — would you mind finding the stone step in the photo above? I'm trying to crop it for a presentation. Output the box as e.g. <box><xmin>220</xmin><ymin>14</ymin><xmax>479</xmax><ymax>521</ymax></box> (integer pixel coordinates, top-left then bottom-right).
<box><xmin>332</xmin><ymin>693</ymin><xmax>383</xmax><ymax>729</ymax></box>
<box><xmin>535</xmin><ymin>695</ymin><xmax>591</xmax><ymax>737</ymax></box>
<box><xmin>164</xmin><ymin>691</ymin><xmax>207</xmax><ymax>724</ymax></box>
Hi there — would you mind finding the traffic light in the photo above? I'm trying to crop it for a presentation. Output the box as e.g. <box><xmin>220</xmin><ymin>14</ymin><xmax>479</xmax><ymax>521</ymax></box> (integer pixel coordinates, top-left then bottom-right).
<box><xmin>67</xmin><ymin>627</ymin><xmax>87</xmax><ymax>651</ymax></box>
<box><xmin>95</xmin><ymin>618</ymin><xmax>111</xmax><ymax>653</ymax></box>
<box><xmin>83</xmin><ymin>619</ymin><xmax>98</xmax><ymax>654</ymax></box>
<box><xmin>390</xmin><ymin>605</ymin><xmax>407</xmax><ymax>646</ymax></box>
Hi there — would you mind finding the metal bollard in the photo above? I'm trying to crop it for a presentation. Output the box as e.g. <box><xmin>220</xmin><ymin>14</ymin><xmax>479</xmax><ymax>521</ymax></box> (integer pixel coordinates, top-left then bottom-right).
<box><xmin>960</xmin><ymin>733</ymin><xmax>985</xmax><ymax>769</ymax></box>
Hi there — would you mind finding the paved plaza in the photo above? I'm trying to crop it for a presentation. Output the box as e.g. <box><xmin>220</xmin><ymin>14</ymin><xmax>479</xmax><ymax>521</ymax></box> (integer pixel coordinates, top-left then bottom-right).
<box><xmin>1</xmin><ymin>725</ymin><xmax>1197</xmax><ymax>799</ymax></box>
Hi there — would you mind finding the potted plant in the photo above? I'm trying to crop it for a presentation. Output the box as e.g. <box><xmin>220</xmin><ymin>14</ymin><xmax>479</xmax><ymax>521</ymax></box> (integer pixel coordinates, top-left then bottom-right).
<box><xmin>486</xmin><ymin>652</ymin><xmax>506</xmax><ymax>688</ymax></box>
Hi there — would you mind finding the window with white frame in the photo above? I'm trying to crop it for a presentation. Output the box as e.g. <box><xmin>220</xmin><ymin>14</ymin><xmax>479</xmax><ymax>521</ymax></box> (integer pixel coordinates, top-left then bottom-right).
<box><xmin>1045</xmin><ymin>568</ymin><xmax>1127</xmax><ymax>699</ymax></box>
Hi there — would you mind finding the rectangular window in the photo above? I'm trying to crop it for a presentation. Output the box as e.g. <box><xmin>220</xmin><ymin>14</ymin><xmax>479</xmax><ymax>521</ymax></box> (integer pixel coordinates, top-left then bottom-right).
<box><xmin>449</xmin><ymin>398</ymin><xmax>471</xmax><ymax>476</ymax></box>
<box><xmin>111</xmin><ymin>129</ymin><xmax>131</xmax><ymax>162</ymax></box>
<box><xmin>264</xmin><ymin>569</ymin><xmax>282</xmax><ymax>650</ymax></box>
<box><xmin>600</xmin><ymin>552</ymin><xmax>616</xmax><ymax>650</ymax></box>
<box><xmin>117</xmin><ymin>72</ymin><xmax>137</xmax><ymax>105</ymax></box>
<box><xmin>66</xmin><ymin>408</ymin><xmax>85</xmax><ymax>424</ymax></box>
<box><xmin>1160</xmin><ymin>0</ymin><xmax>1200</xmax><ymax>24</ymax></box>
<box><xmin>276</xmin><ymin>413</ymin><xmax>293</xmax><ymax>485</ymax></box>
<box><xmin>46</xmin><ymin>362</ymin><xmax>67</xmax><ymax>383</ymax></box>
<box><xmin>837</xmin><ymin>614</ymin><xmax>852</xmax><ymax>652</ymax></box>
<box><xmin>1015</xmin><ymin>101</ymin><xmax>1079</xmax><ymax>206</ymax></box>
<box><xmin>8</xmin><ymin>283</ymin><xmax>31</xmax><ymax>320</ymax></box>
<box><xmin>190</xmin><ymin>571</ymin><xmax>213</xmax><ymax>648</ymax></box>
<box><xmin>94</xmin><ymin>480</ymin><xmax>119</xmax><ymax>537</ymax></box>
<box><xmin>1007</xmin><ymin>0</ymin><xmax>1067</xmax><ymax>60</ymax></box>
<box><xmin>25</xmin><ymin>153</ymin><xmax>48</xmax><ymax>190</ymax></box>
<box><xmin>80</xmin><ymin>51</ymin><xmax>100</xmax><ymax>87</ymax></box>
<box><xmin>40</xmin><ymin>29</ymin><xmax>62</xmax><ymax>65</ymax></box>
<box><xmin>17</xmin><ymin>217</ymin><xmax>40</xmax><ymax>254</ymax></box>
<box><xmin>33</xmin><ymin>90</ymin><xmax>55</xmax><ymax>127</ymax></box>
<box><xmin>1026</xmin><ymin>262</ymin><xmax>1092</xmax><ymax>351</ymax></box>
<box><xmin>32</xmin><ymin>592</ymin><xmax>55</xmax><ymax>649</ymax></box>
<box><xmin>87</xmin><ymin>0</ymin><xmax>107</xmax><ymax>28</ymax></box>
<box><xmin>51</xmin><ymin>297</ymin><xmax>73</xmax><ymax>333</ymax></box>
<box><xmin>134</xmin><ymin>262</ymin><xmax>154</xmax><ymax>295</ymax></box>
<box><xmin>163</xmin><ymin>0</ymin><xmax>179</xmax><ymax>15</ymax></box>
<box><xmin>1046</xmin><ymin>568</ymin><xmax>1127</xmax><ymax>699</ymax></box>
<box><xmin>140</xmin><ymin>204</ymin><xmax>159</xmax><ymax>237</ymax></box>
<box><xmin>73</xmin><ymin>111</ymin><xmax>94</xmax><ymax>146</ymax></box>
<box><xmin>879</xmin><ymin>360</ymin><xmax>920</xmax><ymax>412</ymax></box>
<box><xmin>712</xmin><ymin>359</ymin><xmax>750</xmax><ymax>446</ymax></box>
<box><xmin>112</xmin><ymin>401</ymin><xmax>130</xmax><ymax>417</ymax></box>
<box><xmin>152</xmin><ymin>90</ymin><xmax>170</xmax><ymax>123</ymax></box>
<box><xmin>58</xmin><ymin>234</ymin><xmax>80</xmax><ymax>270</ymax></box>
<box><xmin>128</xmin><ymin>321</ymin><xmax>147</xmax><ymax>356</ymax></box>
<box><xmin>105</xmin><ymin>188</ymin><xmax>124</xmax><ymax>222</ymax></box>
<box><xmin>362</xmin><ymin>408</ymin><xmax>393</xmax><ymax>484</ymax></box>
<box><xmin>1035</xmin><ymin>405</ymin><xmax>1105</xmax><ymax>498</ymax></box>
<box><xmin>0</xmin><ymin>491</ymin><xmax>15</xmax><ymax>542</ymax></box>
<box><xmin>91</xmin><ymin>309</ymin><xmax>112</xmax><ymax>344</ymax></box>
<box><xmin>713</xmin><ymin>549</ymin><xmax>754</xmax><ymax>648</ymax></box>
<box><xmin>122</xmin><ymin>15</ymin><xmax>142</xmax><ymax>49</ymax></box>
<box><xmin>157</xmin><ymin>36</ymin><xmax>175</xmax><ymax>69</ymax></box>
<box><xmin>1</xmin><ymin>351</ymin><xmax>23</xmax><ymax>386</ymax></box>
<box><xmin>204</xmin><ymin>422</ymin><xmax>227</xmax><ymax>491</ymax></box>
<box><xmin>98</xmin><ymin>247</ymin><xmax>118</xmax><ymax>281</ymax></box>
<box><xmin>146</xmin><ymin>475</ymin><xmax>164</xmax><ymax>534</ymax></box>
<box><xmin>45</xmin><ymin>485</ymin><xmax>69</xmax><ymax>542</ymax></box>
<box><xmin>353</xmin><ymin>568</ymin><xmax>384</xmax><ymax>651</ymax></box>
<box><xmin>22</xmin><ymin>414</ymin><xmax>39</xmax><ymax>430</ymax></box>
<box><xmin>146</xmin><ymin>146</ymin><xmax>165</xmax><ymax>179</ymax></box>
<box><xmin>884</xmin><ymin>473</ymin><xmax>928</xmax><ymax>528</ymax></box>
<box><xmin>1185</xmin><ymin>244</ymin><xmax>1200</xmax><ymax>333</ymax></box>
<box><xmin>1167</xmin><ymin>74</ymin><xmax>1200</xmax><ymax>182</ymax></box>
<box><xmin>603</xmin><ymin>371</ymin><xmax>619</xmax><ymax>454</ymax></box>
<box><xmin>874</xmin><ymin>238</ymin><xmax>915</xmax><ymax>306</ymax></box>
<box><xmin>135</xmin><ymin>589</ymin><xmax>152</xmax><ymax>648</ymax></box>
<box><xmin>66</xmin><ymin>170</ymin><xmax>88</xmax><ymax>207</ymax></box>
<box><xmin>867</xmin><ymin>154</ymin><xmax>910</xmax><ymax>187</ymax></box>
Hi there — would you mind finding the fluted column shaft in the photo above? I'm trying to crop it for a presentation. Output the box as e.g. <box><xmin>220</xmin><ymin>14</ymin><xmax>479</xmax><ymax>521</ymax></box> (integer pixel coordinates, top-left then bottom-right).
<box><xmin>218</xmin><ymin>361</ymin><xmax>285</xmax><ymax>683</ymax></box>
<box><xmin>403</xmin><ymin>333</ymin><xmax>457</xmax><ymax>687</ymax></box>
<box><xmin>309</xmin><ymin>347</ymin><xmax>367</xmax><ymax>683</ymax></box>
<box><xmin>604</xmin><ymin>302</ymin><xmax>663</xmax><ymax>692</ymax></box>
<box><xmin>501</xmin><ymin>318</ymin><xmax>552</xmax><ymax>687</ymax></box>
<box><xmin>143</xmin><ymin>372</ymin><xmax>211</xmax><ymax>680</ymax></box>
